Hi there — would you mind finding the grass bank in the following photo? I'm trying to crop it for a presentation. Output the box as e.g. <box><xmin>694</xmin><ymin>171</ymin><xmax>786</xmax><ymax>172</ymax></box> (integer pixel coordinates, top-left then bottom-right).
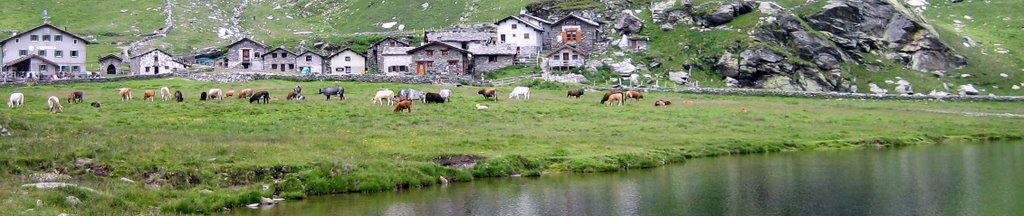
<box><xmin>1</xmin><ymin>78</ymin><xmax>1022</xmax><ymax>214</ymax></box>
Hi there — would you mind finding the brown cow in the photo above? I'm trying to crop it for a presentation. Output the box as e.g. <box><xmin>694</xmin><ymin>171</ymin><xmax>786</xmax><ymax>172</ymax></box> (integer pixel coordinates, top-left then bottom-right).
<box><xmin>225</xmin><ymin>90</ymin><xmax>236</xmax><ymax>98</ymax></box>
<box><xmin>626</xmin><ymin>90</ymin><xmax>644</xmax><ymax>102</ymax></box>
<box><xmin>119</xmin><ymin>88</ymin><xmax>133</xmax><ymax>101</ymax></box>
<box><xmin>238</xmin><ymin>89</ymin><xmax>253</xmax><ymax>99</ymax></box>
<box><xmin>600</xmin><ymin>89</ymin><xmax>623</xmax><ymax>104</ymax></box>
<box><xmin>67</xmin><ymin>91</ymin><xmax>83</xmax><ymax>104</ymax></box>
<box><xmin>478</xmin><ymin>88</ymin><xmax>497</xmax><ymax>101</ymax></box>
<box><xmin>567</xmin><ymin>89</ymin><xmax>585</xmax><ymax>98</ymax></box>
<box><xmin>655</xmin><ymin>99</ymin><xmax>672</xmax><ymax>106</ymax></box>
<box><xmin>605</xmin><ymin>93</ymin><xmax>624</xmax><ymax>106</ymax></box>
<box><xmin>394</xmin><ymin>99</ymin><xmax>413</xmax><ymax>112</ymax></box>
<box><xmin>286</xmin><ymin>92</ymin><xmax>300</xmax><ymax>100</ymax></box>
<box><xmin>740</xmin><ymin>107</ymin><xmax>749</xmax><ymax>115</ymax></box>
<box><xmin>143</xmin><ymin>90</ymin><xmax>156</xmax><ymax>101</ymax></box>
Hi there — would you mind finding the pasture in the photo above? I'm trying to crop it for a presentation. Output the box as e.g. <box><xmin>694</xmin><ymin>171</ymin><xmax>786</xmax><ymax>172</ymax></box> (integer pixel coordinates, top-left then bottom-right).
<box><xmin>1</xmin><ymin>78</ymin><xmax>1023</xmax><ymax>214</ymax></box>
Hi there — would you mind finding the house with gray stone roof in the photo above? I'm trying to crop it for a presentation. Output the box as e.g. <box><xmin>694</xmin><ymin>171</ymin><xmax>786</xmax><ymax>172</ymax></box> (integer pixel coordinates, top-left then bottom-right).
<box><xmin>470</xmin><ymin>44</ymin><xmax>518</xmax><ymax>73</ymax></box>
<box><xmin>225</xmin><ymin>38</ymin><xmax>268</xmax><ymax>69</ymax></box>
<box><xmin>1</xmin><ymin>23</ymin><xmax>91</xmax><ymax>79</ymax></box>
<box><xmin>263</xmin><ymin>47</ymin><xmax>296</xmax><ymax>72</ymax></box>
<box><xmin>130</xmin><ymin>49</ymin><xmax>188</xmax><ymax>75</ymax></box>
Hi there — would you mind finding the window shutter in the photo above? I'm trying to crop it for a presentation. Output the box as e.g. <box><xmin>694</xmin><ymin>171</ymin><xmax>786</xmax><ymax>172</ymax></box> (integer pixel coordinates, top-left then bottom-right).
<box><xmin>561</xmin><ymin>31</ymin><xmax>567</xmax><ymax>43</ymax></box>
<box><xmin>576</xmin><ymin>30</ymin><xmax>583</xmax><ymax>43</ymax></box>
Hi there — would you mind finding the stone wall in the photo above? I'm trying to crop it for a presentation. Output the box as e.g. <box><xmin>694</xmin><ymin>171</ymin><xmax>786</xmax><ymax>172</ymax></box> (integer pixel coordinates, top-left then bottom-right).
<box><xmin>593</xmin><ymin>87</ymin><xmax>1024</xmax><ymax>102</ymax></box>
<box><xmin>0</xmin><ymin>74</ymin><xmax>175</xmax><ymax>88</ymax></box>
<box><xmin>473</xmin><ymin>55</ymin><xmax>515</xmax><ymax>73</ymax></box>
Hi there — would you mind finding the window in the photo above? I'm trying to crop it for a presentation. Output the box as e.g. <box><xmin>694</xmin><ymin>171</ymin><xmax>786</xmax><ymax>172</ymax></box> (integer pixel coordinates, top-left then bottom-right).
<box><xmin>282</xmin><ymin>53</ymin><xmax>288</xmax><ymax>58</ymax></box>
<box><xmin>488</xmin><ymin>56</ymin><xmax>497</xmax><ymax>62</ymax></box>
<box><xmin>61</xmin><ymin>66</ymin><xmax>69</xmax><ymax>72</ymax></box>
<box><xmin>552</xmin><ymin>55</ymin><xmax>559</xmax><ymax>60</ymax></box>
<box><xmin>441</xmin><ymin>50</ymin><xmax>449</xmax><ymax>56</ymax></box>
<box><xmin>15</xmin><ymin>39</ymin><xmax>19</xmax><ymax>43</ymax></box>
<box><xmin>55</xmin><ymin>50</ymin><xmax>63</xmax><ymax>58</ymax></box>
<box><xmin>425</xmin><ymin>50</ymin><xmax>434</xmax><ymax>56</ymax></box>
<box><xmin>70</xmin><ymin>50</ymin><xmax>79</xmax><ymax>58</ymax></box>
<box><xmin>272</xmin><ymin>64</ymin><xmax>278</xmax><ymax>69</ymax></box>
<box><xmin>271</xmin><ymin>53</ymin><xmax>278</xmax><ymax>58</ymax></box>
<box><xmin>145</xmin><ymin>67</ymin><xmax>150</xmax><ymax>72</ymax></box>
<box><xmin>389</xmin><ymin>42</ymin><xmax>396</xmax><ymax>46</ymax></box>
<box><xmin>500</xmin><ymin>34</ymin><xmax>506</xmax><ymax>43</ymax></box>
<box><xmin>54</xmin><ymin>35</ymin><xmax>62</xmax><ymax>41</ymax></box>
<box><xmin>306</xmin><ymin>56</ymin><xmax>312</xmax><ymax>61</ymax></box>
<box><xmin>400</xmin><ymin>66</ymin><xmax>408</xmax><ymax>72</ymax></box>
<box><xmin>572</xmin><ymin>55</ymin><xmax>579</xmax><ymax>60</ymax></box>
<box><xmin>513</xmin><ymin>34</ymin><xmax>517</xmax><ymax>38</ymax></box>
<box><xmin>345</xmin><ymin>66</ymin><xmax>352</xmax><ymax>73</ymax></box>
<box><xmin>345</xmin><ymin>56</ymin><xmax>351</xmax><ymax>62</ymax></box>
<box><xmin>424</xmin><ymin>61</ymin><xmax>434</xmax><ymax>67</ymax></box>
<box><xmin>255</xmin><ymin>52</ymin><xmax>261</xmax><ymax>57</ymax></box>
<box><xmin>42</xmin><ymin>35</ymin><xmax>51</xmax><ymax>41</ymax></box>
<box><xmin>289</xmin><ymin>64</ymin><xmax>295</xmax><ymax>70</ymax></box>
<box><xmin>164</xmin><ymin>66</ymin><xmax>169</xmax><ymax>70</ymax></box>
<box><xmin>565</xmin><ymin>29</ymin><xmax>579</xmax><ymax>43</ymax></box>
<box><xmin>73</xmin><ymin>39</ymin><xmax>78</xmax><ymax>44</ymax></box>
<box><xmin>72</xmin><ymin>66</ymin><xmax>80</xmax><ymax>72</ymax></box>
<box><xmin>30</xmin><ymin>35</ymin><xmax>39</xmax><ymax>41</ymax></box>
<box><xmin>512</xmin><ymin>24</ymin><xmax>518</xmax><ymax>29</ymax></box>
<box><xmin>38</xmin><ymin>50</ymin><xmax>47</xmax><ymax>56</ymax></box>
<box><xmin>19</xmin><ymin>50</ymin><xmax>28</xmax><ymax>56</ymax></box>
<box><xmin>39</xmin><ymin>65</ymin><xmax>48</xmax><ymax>72</ymax></box>
<box><xmin>525</xmin><ymin>33</ymin><xmax>530</xmax><ymax>39</ymax></box>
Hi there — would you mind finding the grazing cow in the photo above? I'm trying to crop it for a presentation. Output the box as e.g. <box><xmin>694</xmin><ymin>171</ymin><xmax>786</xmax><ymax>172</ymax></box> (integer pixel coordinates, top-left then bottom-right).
<box><xmin>8</xmin><ymin>93</ymin><xmax>24</xmax><ymax>108</ymax></box>
<box><xmin>509</xmin><ymin>87</ymin><xmax>530</xmax><ymax>100</ymax></box>
<box><xmin>398</xmin><ymin>89</ymin><xmax>425</xmax><ymax>102</ymax></box>
<box><xmin>393</xmin><ymin>99</ymin><xmax>412</xmax><ymax>112</ymax></box>
<box><xmin>424</xmin><ymin>92</ymin><xmax>445</xmax><ymax>103</ymax></box>
<box><xmin>47</xmin><ymin>96</ymin><xmax>63</xmax><ymax>113</ymax></box>
<box><xmin>373</xmin><ymin>89</ymin><xmax>396</xmax><ymax>106</ymax></box>
<box><xmin>605</xmin><ymin>92</ymin><xmax>625</xmax><ymax>106</ymax></box>
<box><xmin>119</xmin><ymin>88</ymin><xmax>133</xmax><ymax>101</ymax></box>
<box><xmin>143</xmin><ymin>90</ymin><xmax>157</xmax><ymax>101</ymax></box>
<box><xmin>91</xmin><ymin>102</ymin><xmax>101</xmax><ymax>108</ymax></box>
<box><xmin>600</xmin><ymin>89</ymin><xmax>623</xmax><ymax>104</ymax></box>
<box><xmin>207</xmin><ymin>89</ymin><xmax>223</xmax><ymax>100</ymax></box>
<box><xmin>478</xmin><ymin>88</ymin><xmax>497</xmax><ymax>101</ymax></box>
<box><xmin>174</xmin><ymin>91</ymin><xmax>184</xmax><ymax>102</ymax></box>
<box><xmin>655</xmin><ymin>99</ymin><xmax>672</xmax><ymax>106</ymax></box>
<box><xmin>319</xmin><ymin>87</ymin><xmax>345</xmax><ymax>100</ymax></box>
<box><xmin>740</xmin><ymin>107</ymin><xmax>749</xmax><ymax>115</ymax></box>
<box><xmin>250</xmin><ymin>91</ymin><xmax>270</xmax><ymax>104</ymax></box>
<box><xmin>626</xmin><ymin>90</ymin><xmax>644</xmax><ymax>102</ymax></box>
<box><xmin>296</xmin><ymin>95</ymin><xmax>305</xmax><ymax>100</ymax></box>
<box><xmin>200</xmin><ymin>92</ymin><xmax>208</xmax><ymax>101</ymax></box>
<box><xmin>238</xmin><ymin>89</ymin><xmax>254</xmax><ymax>99</ymax></box>
<box><xmin>225</xmin><ymin>90</ymin><xmax>236</xmax><ymax>98</ymax></box>
<box><xmin>475</xmin><ymin>104</ymin><xmax>489</xmax><ymax>110</ymax></box>
<box><xmin>439</xmin><ymin>89</ymin><xmax>452</xmax><ymax>102</ymax></box>
<box><xmin>287</xmin><ymin>92</ymin><xmax>299</xmax><ymax>100</ymax></box>
<box><xmin>160</xmin><ymin>87</ymin><xmax>171</xmax><ymax>101</ymax></box>
<box><xmin>67</xmin><ymin>91</ymin><xmax>84</xmax><ymax>104</ymax></box>
<box><xmin>293</xmin><ymin>86</ymin><xmax>302</xmax><ymax>94</ymax></box>
<box><xmin>567</xmin><ymin>89</ymin><xmax>585</xmax><ymax>98</ymax></box>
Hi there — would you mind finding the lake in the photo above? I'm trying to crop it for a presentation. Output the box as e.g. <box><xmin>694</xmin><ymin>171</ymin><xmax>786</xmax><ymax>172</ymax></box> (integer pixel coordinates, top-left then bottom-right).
<box><xmin>230</xmin><ymin>142</ymin><xmax>1023</xmax><ymax>215</ymax></box>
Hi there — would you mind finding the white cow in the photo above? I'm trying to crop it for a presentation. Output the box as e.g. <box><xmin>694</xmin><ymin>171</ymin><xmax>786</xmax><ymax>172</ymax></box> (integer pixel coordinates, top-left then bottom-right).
<box><xmin>373</xmin><ymin>89</ymin><xmax>396</xmax><ymax>106</ymax></box>
<box><xmin>47</xmin><ymin>96</ymin><xmax>63</xmax><ymax>113</ymax></box>
<box><xmin>508</xmin><ymin>87</ymin><xmax>530</xmax><ymax>100</ymax></box>
<box><xmin>8</xmin><ymin>93</ymin><xmax>24</xmax><ymax>108</ymax></box>
<box><xmin>160</xmin><ymin>87</ymin><xmax>172</xmax><ymax>101</ymax></box>
<box><xmin>439</xmin><ymin>89</ymin><xmax>452</xmax><ymax>102</ymax></box>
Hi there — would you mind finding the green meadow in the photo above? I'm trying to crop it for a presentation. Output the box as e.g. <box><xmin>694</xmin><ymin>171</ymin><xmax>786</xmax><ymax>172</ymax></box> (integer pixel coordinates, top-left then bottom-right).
<box><xmin>1</xmin><ymin>78</ymin><xmax>1022</xmax><ymax>214</ymax></box>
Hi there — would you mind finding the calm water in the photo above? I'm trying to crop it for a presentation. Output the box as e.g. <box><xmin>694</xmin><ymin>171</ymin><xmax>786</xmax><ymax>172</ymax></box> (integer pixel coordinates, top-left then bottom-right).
<box><xmin>231</xmin><ymin>143</ymin><xmax>1024</xmax><ymax>216</ymax></box>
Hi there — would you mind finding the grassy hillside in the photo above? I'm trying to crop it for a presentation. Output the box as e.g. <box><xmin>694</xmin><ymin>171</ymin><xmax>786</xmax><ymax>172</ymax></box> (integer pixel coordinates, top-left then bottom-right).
<box><xmin>1</xmin><ymin>78</ymin><xmax>1022</xmax><ymax>214</ymax></box>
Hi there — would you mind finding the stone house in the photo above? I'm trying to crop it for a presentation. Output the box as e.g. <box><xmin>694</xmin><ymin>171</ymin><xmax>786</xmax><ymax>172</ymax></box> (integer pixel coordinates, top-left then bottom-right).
<box><xmin>327</xmin><ymin>48</ymin><xmax>366</xmax><ymax>75</ymax></box>
<box><xmin>425</xmin><ymin>31</ymin><xmax>492</xmax><ymax>50</ymax></box>
<box><xmin>263</xmin><ymin>47</ymin><xmax>296</xmax><ymax>72</ymax></box>
<box><xmin>295</xmin><ymin>51</ymin><xmax>326</xmax><ymax>75</ymax></box>
<box><xmin>544</xmin><ymin>45</ymin><xmax>588</xmax><ymax>70</ymax></box>
<box><xmin>469</xmin><ymin>44</ymin><xmax>517</xmax><ymax>73</ymax></box>
<box><xmin>225</xmin><ymin>38</ymin><xmax>268</xmax><ymax>69</ymax></box>
<box><xmin>380</xmin><ymin>47</ymin><xmax>414</xmax><ymax>74</ymax></box>
<box><xmin>408</xmin><ymin>42</ymin><xmax>470</xmax><ymax>75</ymax></box>
<box><xmin>546</xmin><ymin>15</ymin><xmax>604</xmax><ymax>53</ymax></box>
<box><xmin>0</xmin><ymin>23</ymin><xmax>91</xmax><ymax>78</ymax></box>
<box><xmin>366</xmin><ymin>37</ymin><xmax>409</xmax><ymax>70</ymax></box>
<box><xmin>130</xmin><ymin>49</ymin><xmax>187</xmax><ymax>75</ymax></box>
<box><xmin>98</xmin><ymin>54</ymin><xmax>123</xmax><ymax>75</ymax></box>
<box><xmin>495</xmin><ymin>16</ymin><xmax>545</xmax><ymax>57</ymax></box>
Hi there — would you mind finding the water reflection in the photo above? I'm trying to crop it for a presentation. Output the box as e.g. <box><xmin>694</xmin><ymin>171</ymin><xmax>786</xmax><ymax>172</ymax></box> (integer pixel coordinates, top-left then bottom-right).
<box><xmin>231</xmin><ymin>143</ymin><xmax>1023</xmax><ymax>216</ymax></box>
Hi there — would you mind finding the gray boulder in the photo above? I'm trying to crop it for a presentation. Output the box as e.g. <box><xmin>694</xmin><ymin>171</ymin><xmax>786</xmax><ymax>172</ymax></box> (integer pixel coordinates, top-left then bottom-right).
<box><xmin>669</xmin><ymin>72</ymin><xmax>691</xmax><ymax>85</ymax></box>
<box><xmin>614</xmin><ymin>10</ymin><xmax>644</xmax><ymax>34</ymax></box>
<box><xmin>703</xmin><ymin>1</ymin><xmax>754</xmax><ymax>27</ymax></box>
<box><xmin>869</xmin><ymin>83</ymin><xmax>888</xmax><ymax>95</ymax></box>
<box><xmin>65</xmin><ymin>196</ymin><xmax>81</xmax><ymax>207</ymax></box>
<box><xmin>894</xmin><ymin>80</ymin><xmax>913</xmax><ymax>95</ymax></box>
<box><xmin>959</xmin><ymin>84</ymin><xmax>980</xmax><ymax>96</ymax></box>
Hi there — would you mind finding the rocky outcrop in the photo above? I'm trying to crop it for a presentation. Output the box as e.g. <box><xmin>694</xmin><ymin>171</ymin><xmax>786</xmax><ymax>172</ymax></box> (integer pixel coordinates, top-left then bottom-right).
<box><xmin>613</xmin><ymin>10</ymin><xmax>643</xmax><ymax>34</ymax></box>
<box><xmin>804</xmin><ymin>0</ymin><xmax>966</xmax><ymax>72</ymax></box>
<box><xmin>701</xmin><ymin>1</ymin><xmax>754</xmax><ymax>27</ymax></box>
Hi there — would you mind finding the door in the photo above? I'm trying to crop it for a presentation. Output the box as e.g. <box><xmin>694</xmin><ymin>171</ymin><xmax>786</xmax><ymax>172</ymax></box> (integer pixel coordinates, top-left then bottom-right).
<box><xmin>562</xmin><ymin>53</ymin><xmax>570</xmax><ymax>65</ymax></box>
<box><xmin>106</xmin><ymin>65</ymin><xmax>116</xmax><ymax>74</ymax></box>
<box><xmin>154</xmin><ymin>66</ymin><xmax>160</xmax><ymax>74</ymax></box>
<box><xmin>241</xmin><ymin>49</ymin><xmax>250</xmax><ymax>61</ymax></box>
<box><xmin>416</xmin><ymin>62</ymin><xmax>426</xmax><ymax>75</ymax></box>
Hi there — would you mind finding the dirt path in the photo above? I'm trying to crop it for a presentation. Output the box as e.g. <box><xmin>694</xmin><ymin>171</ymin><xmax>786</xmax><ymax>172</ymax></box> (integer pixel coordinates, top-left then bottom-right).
<box><xmin>121</xmin><ymin>0</ymin><xmax>175</xmax><ymax>63</ymax></box>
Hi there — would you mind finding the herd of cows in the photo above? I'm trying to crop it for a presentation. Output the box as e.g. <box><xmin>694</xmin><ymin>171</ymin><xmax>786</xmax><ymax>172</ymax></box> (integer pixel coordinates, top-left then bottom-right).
<box><xmin>5</xmin><ymin>84</ymin><xmax>686</xmax><ymax>114</ymax></box>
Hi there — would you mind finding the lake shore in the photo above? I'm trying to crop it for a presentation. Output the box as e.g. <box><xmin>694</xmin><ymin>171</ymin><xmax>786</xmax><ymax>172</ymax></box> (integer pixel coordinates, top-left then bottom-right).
<box><xmin>1</xmin><ymin>78</ymin><xmax>1022</xmax><ymax>214</ymax></box>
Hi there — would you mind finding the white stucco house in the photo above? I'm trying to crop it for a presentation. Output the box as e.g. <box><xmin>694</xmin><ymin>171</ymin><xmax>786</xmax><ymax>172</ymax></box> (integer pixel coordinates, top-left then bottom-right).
<box><xmin>495</xmin><ymin>16</ymin><xmax>545</xmax><ymax>56</ymax></box>
<box><xmin>327</xmin><ymin>48</ymin><xmax>366</xmax><ymax>75</ymax></box>
<box><xmin>130</xmin><ymin>49</ymin><xmax>187</xmax><ymax>75</ymax></box>
<box><xmin>1</xmin><ymin>23</ymin><xmax>91</xmax><ymax>79</ymax></box>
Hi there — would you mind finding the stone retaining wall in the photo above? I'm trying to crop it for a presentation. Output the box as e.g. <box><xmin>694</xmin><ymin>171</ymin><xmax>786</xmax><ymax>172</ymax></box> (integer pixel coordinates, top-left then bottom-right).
<box><xmin>594</xmin><ymin>87</ymin><xmax>1024</xmax><ymax>102</ymax></box>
